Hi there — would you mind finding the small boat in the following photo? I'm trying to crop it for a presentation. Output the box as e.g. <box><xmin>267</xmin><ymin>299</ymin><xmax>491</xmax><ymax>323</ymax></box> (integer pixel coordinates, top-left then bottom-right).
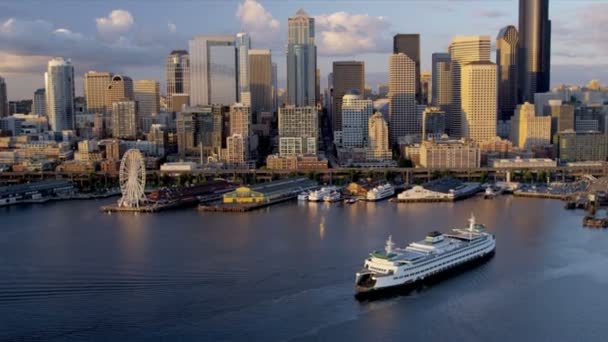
<box><xmin>484</xmin><ymin>187</ymin><xmax>496</xmax><ymax>199</ymax></box>
<box><xmin>297</xmin><ymin>192</ymin><xmax>309</xmax><ymax>201</ymax></box>
<box><xmin>345</xmin><ymin>198</ymin><xmax>357</xmax><ymax>204</ymax></box>
<box><xmin>323</xmin><ymin>191</ymin><xmax>342</xmax><ymax>203</ymax></box>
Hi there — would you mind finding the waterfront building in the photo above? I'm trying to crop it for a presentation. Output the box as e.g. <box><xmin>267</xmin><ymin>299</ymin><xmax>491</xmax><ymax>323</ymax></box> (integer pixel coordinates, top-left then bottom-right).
<box><xmin>367</xmin><ymin>111</ymin><xmax>392</xmax><ymax>161</ymax></box>
<box><xmin>519</xmin><ymin>0</ymin><xmax>551</xmax><ymax>102</ymax></box>
<box><xmin>189</xmin><ymin>35</ymin><xmax>237</xmax><ymax>106</ymax></box>
<box><xmin>331</xmin><ymin>61</ymin><xmax>365</xmax><ymax>132</ymax></box>
<box><xmin>265</xmin><ymin>154</ymin><xmax>328</xmax><ymax>170</ymax></box>
<box><xmin>165</xmin><ymin>50</ymin><xmax>190</xmax><ymax>112</ymax></box>
<box><xmin>419</xmin><ymin>138</ymin><xmax>481</xmax><ymax>169</ymax></box>
<box><xmin>0</xmin><ymin>76</ymin><xmax>6</xmax><ymax>118</ymax></box>
<box><xmin>223</xmin><ymin>186</ymin><xmax>265</xmax><ymax>204</ymax></box>
<box><xmin>340</xmin><ymin>93</ymin><xmax>372</xmax><ymax>148</ymax></box>
<box><xmin>448</xmin><ymin>36</ymin><xmax>491</xmax><ymax>137</ymax></box>
<box><xmin>278</xmin><ymin>106</ymin><xmax>318</xmax><ymax>156</ymax></box>
<box><xmin>555</xmin><ymin>130</ymin><xmax>607</xmax><ymax>163</ymax></box>
<box><xmin>491</xmin><ymin>157</ymin><xmax>556</xmax><ymax>169</ymax></box>
<box><xmin>422</xmin><ymin>107</ymin><xmax>446</xmax><ymax>140</ymax></box>
<box><xmin>461</xmin><ymin>61</ymin><xmax>497</xmax><ymax>142</ymax></box>
<box><xmin>111</xmin><ymin>101</ymin><xmax>137</xmax><ymax>139</ymax></box>
<box><xmin>236</xmin><ymin>33</ymin><xmax>251</xmax><ymax>104</ymax></box>
<box><xmin>33</xmin><ymin>88</ymin><xmax>46</xmax><ymax>116</ymax></box>
<box><xmin>496</xmin><ymin>25</ymin><xmax>519</xmax><ymax>120</ymax></box>
<box><xmin>510</xmin><ymin>102</ymin><xmax>551</xmax><ymax>150</ymax></box>
<box><xmin>134</xmin><ymin>80</ymin><xmax>160</xmax><ymax>126</ymax></box>
<box><xmin>248</xmin><ymin>49</ymin><xmax>273</xmax><ymax>115</ymax></box>
<box><xmin>45</xmin><ymin>58</ymin><xmax>75</xmax><ymax>132</ymax></box>
<box><xmin>389</xmin><ymin>53</ymin><xmax>418</xmax><ymax>144</ymax></box>
<box><xmin>286</xmin><ymin>9</ymin><xmax>317</xmax><ymax>106</ymax></box>
<box><xmin>393</xmin><ymin>34</ymin><xmax>421</xmax><ymax>103</ymax></box>
<box><xmin>84</xmin><ymin>71</ymin><xmax>112</xmax><ymax>114</ymax></box>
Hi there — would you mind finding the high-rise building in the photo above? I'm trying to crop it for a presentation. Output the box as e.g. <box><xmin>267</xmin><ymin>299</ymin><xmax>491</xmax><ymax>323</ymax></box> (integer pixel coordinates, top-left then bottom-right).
<box><xmin>341</xmin><ymin>93</ymin><xmax>372</xmax><ymax>148</ymax></box>
<box><xmin>33</xmin><ymin>88</ymin><xmax>46</xmax><ymax>116</ymax></box>
<box><xmin>272</xmin><ymin>62</ymin><xmax>278</xmax><ymax>111</ymax></box>
<box><xmin>497</xmin><ymin>26</ymin><xmax>519</xmax><ymax>120</ymax></box>
<box><xmin>148</xmin><ymin>124</ymin><xmax>168</xmax><ymax>156</ymax></box>
<box><xmin>389</xmin><ymin>53</ymin><xmax>417</xmax><ymax>145</ymax></box>
<box><xmin>448</xmin><ymin>36</ymin><xmax>491</xmax><ymax>137</ymax></box>
<box><xmin>278</xmin><ymin>106</ymin><xmax>318</xmax><ymax>156</ymax></box>
<box><xmin>134</xmin><ymin>80</ymin><xmax>160</xmax><ymax>127</ymax></box>
<box><xmin>189</xmin><ymin>35</ymin><xmax>237</xmax><ymax>106</ymax></box>
<box><xmin>111</xmin><ymin>100</ymin><xmax>137</xmax><ymax>139</ymax></box>
<box><xmin>236</xmin><ymin>33</ymin><xmax>251</xmax><ymax>104</ymax></box>
<box><xmin>229</xmin><ymin>103</ymin><xmax>251</xmax><ymax>138</ymax></box>
<box><xmin>85</xmin><ymin>71</ymin><xmax>112</xmax><ymax>114</ymax></box>
<box><xmin>106</xmin><ymin>75</ymin><xmax>134</xmax><ymax>111</ymax></box>
<box><xmin>419</xmin><ymin>139</ymin><xmax>481</xmax><ymax>168</ymax></box>
<box><xmin>331</xmin><ymin>61</ymin><xmax>365</xmax><ymax>132</ymax></box>
<box><xmin>510</xmin><ymin>102</ymin><xmax>551</xmax><ymax>149</ymax></box>
<box><xmin>421</xmin><ymin>72</ymin><xmax>431</xmax><ymax>105</ymax></box>
<box><xmin>555</xmin><ymin>130</ymin><xmax>606</xmax><ymax>162</ymax></box>
<box><xmin>165</xmin><ymin>50</ymin><xmax>190</xmax><ymax>111</ymax></box>
<box><xmin>286</xmin><ymin>9</ymin><xmax>316</xmax><ymax>106</ymax></box>
<box><xmin>519</xmin><ymin>0</ymin><xmax>551</xmax><ymax>103</ymax></box>
<box><xmin>249</xmin><ymin>49</ymin><xmax>273</xmax><ymax>115</ymax></box>
<box><xmin>431</xmin><ymin>53</ymin><xmax>452</xmax><ymax>112</ymax></box>
<box><xmin>393</xmin><ymin>34</ymin><xmax>421</xmax><ymax>103</ymax></box>
<box><xmin>176</xmin><ymin>106</ymin><xmax>216</xmax><ymax>158</ymax></box>
<box><xmin>225</xmin><ymin>134</ymin><xmax>247</xmax><ymax>166</ymax></box>
<box><xmin>367</xmin><ymin>111</ymin><xmax>391</xmax><ymax>160</ymax></box>
<box><xmin>45</xmin><ymin>57</ymin><xmax>75</xmax><ymax>131</ymax></box>
<box><xmin>378</xmin><ymin>83</ymin><xmax>389</xmax><ymax>98</ymax></box>
<box><xmin>461</xmin><ymin>61</ymin><xmax>497</xmax><ymax>143</ymax></box>
<box><xmin>422</xmin><ymin>106</ymin><xmax>446</xmax><ymax>140</ymax></box>
<box><xmin>0</xmin><ymin>76</ymin><xmax>7</xmax><ymax>118</ymax></box>
<box><xmin>545</xmin><ymin>100</ymin><xmax>574</xmax><ymax>141</ymax></box>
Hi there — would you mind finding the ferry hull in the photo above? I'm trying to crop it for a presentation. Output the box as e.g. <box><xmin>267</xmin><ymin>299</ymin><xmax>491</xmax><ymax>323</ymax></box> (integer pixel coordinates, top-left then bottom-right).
<box><xmin>355</xmin><ymin>249</ymin><xmax>495</xmax><ymax>301</ymax></box>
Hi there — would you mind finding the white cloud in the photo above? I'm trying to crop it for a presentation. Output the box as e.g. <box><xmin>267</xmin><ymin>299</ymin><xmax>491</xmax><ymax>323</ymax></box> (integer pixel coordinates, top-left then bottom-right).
<box><xmin>236</xmin><ymin>0</ymin><xmax>280</xmax><ymax>46</ymax></box>
<box><xmin>315</xmin><ymin>12</ymin><xmax>391</xmax><ymax>56</ymax></box>
<box><xmin>96</xmin><ymin>9</ymin><xmax>134</xmax><ymax>43</ymax></box>
<box><xmin>168</xmin><ymin>23</ymin><xmax>176</xmax><ymax>34</ymax></box>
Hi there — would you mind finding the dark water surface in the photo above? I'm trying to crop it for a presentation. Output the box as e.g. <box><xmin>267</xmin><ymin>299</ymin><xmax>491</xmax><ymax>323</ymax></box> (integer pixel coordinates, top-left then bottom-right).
<box><xmin>1</xmin><ymin>196</ymin><xmax>607</xmax><ymax>341</ymax></box>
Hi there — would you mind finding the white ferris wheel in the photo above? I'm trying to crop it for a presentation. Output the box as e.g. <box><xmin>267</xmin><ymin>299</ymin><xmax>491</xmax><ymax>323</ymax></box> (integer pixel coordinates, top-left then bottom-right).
<box><xmin>118</xmin><ymin>149</ymin><xmax>147</xmax><ymax>208</ymax></box>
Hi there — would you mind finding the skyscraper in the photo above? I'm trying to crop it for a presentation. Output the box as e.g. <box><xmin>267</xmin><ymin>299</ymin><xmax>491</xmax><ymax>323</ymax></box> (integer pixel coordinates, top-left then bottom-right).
<box><xmin>461</xmin><ymin>61</ymin><xmax>497</xmax><ymax>143</ymax></box>
<box><xmin>420</xmin><ymin>71</ymin><xmax>431</xmax><ymax>105</ymax></box>
<box><xmin>286</xmin><ymin>9</ymin><xmax>316</xmax><ymax>106</ymax></box>
<box><xmin>367</xmin><ymin>112</ymin><xmax>391</xmax><ymax>161</ymax></box>
<box><xmin>278</xmin><ymin>106</ymin><xmax>318</xmax><ymax>156</ymax></box>
<box><xmin>111</xmin><ymin>100</ymin><xmax>137</xmax><ymax>139</ymax></box>
<box><xmin>165</xmin><ymin>50</ymin><xmax>190</xmax><ymax>112</ymax></box>
<box><xmin>510</xmin><ymin>102</ymin><xmax>551</xmax><ymax>149</ymax></box>
<box><xmin>248</xmin><ymin>49</ymin><xmax>273</xmax><ymax>115</ymax></box>
<box><xmin>134</xmin><ymin>80</ymin><xmax>160</xmax><ymax>127</ymax></box>
<box><xmin>0</xmin><ymin>77</ymin><xmax>7</xmax><ymax>118</ymax></box>
<box><xmin>388</xmin><ymin>53</ymin><xmax>417</xmax><ymax>145</ymax></box>
<box><xmin>341</xmin><ymin>93</ymin><xmax>372</xmax><ymax>148</ymax></box>
<box><xmin>393</xmin><ymin>34</ymin><xmax>421</xmax><ymax>103</ymax></box>
<box><xmin>519</xmin><ymin>0</ymin><xmax>551</xmax><ymax>103</ymax></box>
<box><xmin>272</xmin><ymin>62</ymin><xmax>278</xmax><ymax>111</ymax></box>
<box><xmin>106</xmin><ymin>75</ymin><xmax>134</xmax><ymax>110</ymax></box>
<box><xmin>422</xmin><ymin>107</ymin><xmax>447</xmax><ymax>140</ymax></box>
<box><xmin>189</xmin><ymin>35</ymin><xmax>237</xmax><ymax>106</ymax></box>
<box><xmin>236</xmin><ymin>33</ymin><xmax>251</xmax><ymax>104</ymax></box>
<box><xmin>431</xmin><ymin>53</ymin><xmax>452</xmax><ymax>111</ymax></box>
<box><xmin>85</xmin><ymin>71</ymin><xmax>112</xmax><ymax>114</ymax></box>
<box><xmin>448</xmin><ymin>36</ymin><xmax>491</xmax><ymax>137</ymax></box>
<box><xmin>497</xmin><ymin>25</ymin><xmax>519</xmax><ymax>120</ymax></box>
<box><xmin>33</xmin><ymin>88</ymin><xmax>46</xmax><ymax>116</ymax></box>
<box><xmin>45</xmin><ymin>57</ymin><xmax>75</xmax><ymax>131</ymax></box>
<box><xmin>331</xmin><ymin>61</ymin><xmax>365</xmax><ymax>133</ymax></box>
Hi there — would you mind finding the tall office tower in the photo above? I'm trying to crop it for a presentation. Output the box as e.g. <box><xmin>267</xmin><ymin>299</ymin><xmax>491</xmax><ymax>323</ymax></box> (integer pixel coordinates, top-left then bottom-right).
<box><xmin>431</xmin><ymin>53</ymin><xmax>452</xmax><ymax>110</ymax></box>
<box><xmin>519</xmin><ymin>0</ymin><xmax>551</xmax><ymax>102</ymax></box>
<box><xmin>236</xmin><ymin>33</ymin><xmax>251</xmax><ymax>103</ymax></box>
<box><xmin>33</xmin><ymin>88</ymin><xmax>46</xmax><ymax>116</ymax></box>
<box><xmin>496</xmin><ymin>25</ymin><xmax>519</xmax><ymax>120</ymax></box>
<box><xmin>510</xmin><ymin>101</ymin><xmax>551</xmax><ymax>149</ymax></box>
<box><xmin>134</xmin><ymin>80</ymin><xmax>160</xmax><ymax>127</ymax></box>
<box><xmin>212</xmin><ymin>105</ymin><xmax>230</xmax><ymax>154</ymax></box>
<box><xmin>189</xmin><ymin>35</ymin><xmax>237</xmax><ymax>106</ymax></box>
<box><xmin>545</xmin><ymin>99</ymin><xmax>574</xmax><ymax>141</ymax></box>
<box><xmin>378</xmin><ymin>83</ymin><xmax>389</xmax><ymax>98</ymax></box>
<box><xmin>248</xmin><ymin>49</ymin><xmax>273</xmax><ymax>115</ymax></box>
<box><xmin>165</xmin><ymin>50</ymin><xmax>190</xmax><ymax>112</ymax></box>
<box><xmin>422</xmin><ymin>107</ymin><xmax>447</xmax><ymax>140</ymax></box>
<box><xmin>286</xmin><ymin>9</ymin><xmax>317</xmax><ymax>106</ymax></box>
<box><xmin>229</xmin><ymin>103</ymin><xmax>251</xmax><ymax>138</ymax></box>
<box><xmin>0</xmin><ymin>76</ymin><xmax>7</xmax><ymax>117</ymax></box>
<box><xmin>84</xmin><ymin>71</ymin><xmax>112</xmax><ymax>114</ymax></box>
<box><xmin>461</xmin><ymin>61</ymin><xmax>497</xmax><ymax>143</ymax></box>
<box><xmin>331</xmin><ymin>61</ymin><xmax>365</xmax><ymax>132</ymax></box>
<box><xmin>448</xmin><ymin>36</ymin><xmax>491</xmax><ymax>137</ymax></box>
<box><xmin>341</xmin><ymin>93</ymin><xmax>373</xmax><ymax>148</ymax></box>
<box><xmin>420</xmin><ymin>72</ymin><xmax>432</xmax><ymax>105</ymax></box>
<box><xmin>388</xmin><ymin>53</ymin><xmax>417</xmax><ymax>145</ymax></box>
<box><xmin>272</xmin><ymin>62</ymin><xmax>278</xmax><ymax>111</ymax></box>
<box><xmin>278</xmin><ymin>106</ymin><xmax>318</xmax><ymax>156</ymax></box>
<box><xmin>367</xmin><ymin>111</ymin><xmax>391</xmax><ymax>160</ymax></box>
<box><xmin>147</xmin><ymin>124</ymin><xmax>168</xmax><ymax>156</ymax></box>
<box><xmin>393</xmin><ymin>34</ymin><xmax>421</xmax><ymax>103</ymax></box>
<box><xmin>315</xmin><ymin>68</ymin><xmax>321</xmax><ymax>105</ymax></box>
<box><xmin>106</xmin><ymin>75</ymin><xmax>134</xmax><ymax>110</ymax></box>
<box><xmin>45</xmin><ymin>57</ymin><xmax>75</xmax><ymax>131</ymax></box>
<box><xmin>111</xmin><ymin>100</ymin><xmax>137</xmax><ymax>139</ymax></box>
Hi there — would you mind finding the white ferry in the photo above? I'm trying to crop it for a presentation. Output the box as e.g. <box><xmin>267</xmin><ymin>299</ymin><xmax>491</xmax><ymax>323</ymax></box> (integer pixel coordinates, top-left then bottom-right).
<box><xmin>323</xmin><ymin>191</ymin><xmax>342</xmax><ymax>203</ymax></box>
<box><xmin>366</xmin><ymin>184</ymin><xmax>395</xmax><ymax>201</ymax></box>
<box><xmin>308</xmin><ymin>186</ymin><xmax>337</xmax><ymax>202</ymax></box>
<box><xmin>355</xmin><ymin>214</ymin><xmax>495</xmax><ymax>296</ymax></box>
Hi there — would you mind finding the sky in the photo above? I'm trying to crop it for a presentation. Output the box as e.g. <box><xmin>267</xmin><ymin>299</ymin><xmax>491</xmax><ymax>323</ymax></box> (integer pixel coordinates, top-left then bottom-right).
<box><xmin>0</xmin><ymin>0</ymin><xmax>607</xmax><ymax>100</ymax></box>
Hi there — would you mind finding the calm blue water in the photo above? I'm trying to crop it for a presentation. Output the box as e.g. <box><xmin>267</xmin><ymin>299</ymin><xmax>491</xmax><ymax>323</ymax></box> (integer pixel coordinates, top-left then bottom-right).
<box><xmin>1</xmin><ymin>196</ymin><xmax>607</xmax><ymax>341</ymax></box>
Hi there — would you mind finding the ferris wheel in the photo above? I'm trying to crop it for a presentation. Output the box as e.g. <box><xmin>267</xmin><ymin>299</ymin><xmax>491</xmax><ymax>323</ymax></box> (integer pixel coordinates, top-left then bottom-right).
<box><xmin>118</xmin><ymin>149</ymin><xmax>147</xmax><ymax>208</ymax></box>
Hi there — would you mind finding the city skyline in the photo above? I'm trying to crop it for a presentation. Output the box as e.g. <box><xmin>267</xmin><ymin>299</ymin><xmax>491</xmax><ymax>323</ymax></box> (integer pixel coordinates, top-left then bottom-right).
<box><xmin>0</xmin><ymin>0</ymin><xmax>605</xmax><ymax>99</ymax></box>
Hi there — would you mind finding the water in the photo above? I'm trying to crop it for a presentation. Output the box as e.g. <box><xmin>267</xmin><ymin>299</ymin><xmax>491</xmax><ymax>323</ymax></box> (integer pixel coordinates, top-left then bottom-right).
<box><xmin>1</xmin><ymin>196</ymin><xmax>607</xmax><ymax>341</ymax></box>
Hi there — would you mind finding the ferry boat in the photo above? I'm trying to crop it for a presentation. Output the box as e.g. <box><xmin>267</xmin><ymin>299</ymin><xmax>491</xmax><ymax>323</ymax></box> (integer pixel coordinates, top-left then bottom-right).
<box><xmin>355</xmin><ymin>214</ymin><xmax>495</xmax><ymax>297</ymax></box>
<box><xmin>366</xmin><ymin>184</ymin><xmax>395</xmax><ymax>201</ymax></box>
<box><xmin>297</xmin><ymin>192</ymin><xmax>309</xmax><ymax>201</ymax></box>
<box><xmin>308</xmin><ymin>187</ymin><xmax>337</xmax><ymax>202</ymax></box>
<box><xmin>323</xmin><ymin>191</ymin><xmax>342</xmax><ymax>203</ymax></box>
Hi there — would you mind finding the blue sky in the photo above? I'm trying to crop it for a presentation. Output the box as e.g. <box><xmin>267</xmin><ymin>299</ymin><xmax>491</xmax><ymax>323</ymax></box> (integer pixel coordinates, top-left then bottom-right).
<box><xmin>0</xmin><ymin>0</ymin><xmax>606</xmax><ymax>99</ymax></box>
